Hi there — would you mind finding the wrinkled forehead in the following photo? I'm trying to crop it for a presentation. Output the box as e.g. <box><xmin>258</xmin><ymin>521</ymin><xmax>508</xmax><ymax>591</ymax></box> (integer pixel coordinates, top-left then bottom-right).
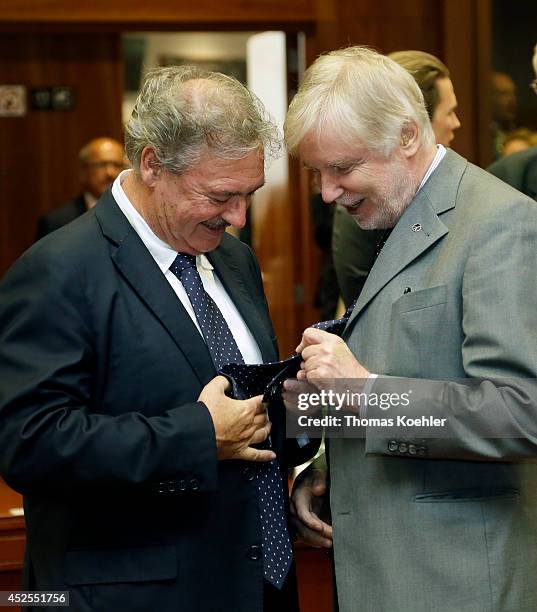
<box><xmin>186</xmin><ymin>147</ymin><xmax>266</xmax><ymax>191</ymax></box>
<box><xmin>298</xmin><ymin>128</ymin><xmax>370</xmax><ymax>168</ymax></box>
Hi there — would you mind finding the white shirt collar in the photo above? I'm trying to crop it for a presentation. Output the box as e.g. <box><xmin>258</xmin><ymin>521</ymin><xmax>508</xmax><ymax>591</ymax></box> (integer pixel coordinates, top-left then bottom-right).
<box><xmin>417</xmin><ymin>144</ymin><xmax>446</xmax><ymax>192</ymax></box>
<box><xmin>111</xmin><ymin>169</ymin><xmax>214</xmax><ymax>272</ymax></box>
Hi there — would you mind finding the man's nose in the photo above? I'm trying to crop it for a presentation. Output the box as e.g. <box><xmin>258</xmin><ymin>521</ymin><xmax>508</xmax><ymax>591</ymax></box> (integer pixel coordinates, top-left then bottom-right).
<box><xmin>452</xmin><ymin>113</ymin><xmax>461</xmax><ymax>130</ymax></box>
<box><xmin>320</xmin><ymin>174</ymin><xmax>344</xmax><ymax>204</ymax></box>
<box><xmin>222</xmin><ymin>197</ymin><xmax>248</xmax><ymax>229</ymax></box>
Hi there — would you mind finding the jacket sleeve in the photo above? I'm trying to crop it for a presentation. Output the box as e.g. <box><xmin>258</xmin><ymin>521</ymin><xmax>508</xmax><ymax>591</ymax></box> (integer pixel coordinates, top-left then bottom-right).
<box><xmin>364</xmin><ymin>197</ymin><xmax>537</xmax><ymax>461</ymax></box>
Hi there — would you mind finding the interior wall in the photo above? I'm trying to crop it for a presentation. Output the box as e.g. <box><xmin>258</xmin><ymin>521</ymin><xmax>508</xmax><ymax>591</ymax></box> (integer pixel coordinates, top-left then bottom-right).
<box><xmin>0</xmin><ymin>33</ymin><xmax>123</xmax><ymax>276</ymax></box>
<box><xmin>122</xmin><ymin>32</ymin><xmax>255</xmax><ymax>122</ymax></box>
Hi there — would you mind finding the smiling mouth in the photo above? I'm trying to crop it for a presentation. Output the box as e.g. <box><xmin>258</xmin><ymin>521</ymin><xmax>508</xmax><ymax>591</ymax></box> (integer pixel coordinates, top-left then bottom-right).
<box><xmin>343</xmin><ymin>197</ymin><xmax>365</xmax><ymax>213</ymax></box>
<box><xmin>201</xmin><ymin>221</ymin><xmax>229</xmax><ymax>232</ymax></box>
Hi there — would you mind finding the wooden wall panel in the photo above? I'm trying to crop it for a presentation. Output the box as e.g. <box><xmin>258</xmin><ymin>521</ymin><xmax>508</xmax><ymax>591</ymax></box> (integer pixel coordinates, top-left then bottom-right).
<box><xmin>0</xmin><ymin>34</ymin><xmax>123</xmax><ymax>275</ymax></box>
<box><xmin>0</xmin><ymin>0</ymin><xmax>313</xmax><ymax>29</ymax></box>
<box><xmin>314</xmin><ymin>0</ymin><xmax>443</xmax><ymax>56</ymax></box>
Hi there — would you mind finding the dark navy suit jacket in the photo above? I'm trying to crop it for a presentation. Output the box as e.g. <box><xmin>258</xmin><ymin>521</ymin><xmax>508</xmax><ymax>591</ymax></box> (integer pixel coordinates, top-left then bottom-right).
<box><xmin>0</xmin><ymin>190</ymin><xmax>302</xmax><ymax>612</ymax></box>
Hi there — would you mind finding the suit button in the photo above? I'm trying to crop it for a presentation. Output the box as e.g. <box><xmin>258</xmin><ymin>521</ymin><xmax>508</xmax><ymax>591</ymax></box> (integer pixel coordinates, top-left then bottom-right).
<box><xmin>408</xmin><ymin>444</ymin><xmax>417</xmax><ymax>455</ymax></box>
<box><xmin>178</xmin><ymin>479</ymin><xmax>187</xmax><ymax>492</ymax></box>
<box><xmin>388</xmin><ymin>440</ymin><xmax>398</xmax><ymax>452</ymax></box>
<box><xmin>242</xmin><ymin>466</ymin><xmax>256</xmax><ymax>481</ymax></box>
<box><xmin>166</xmin><ymin>481</ymin><xmax>177</xmax><ymax>493</ymax></box>
<box><xmin>156</xmin><ymin>482</ymin><xmax>166</xmax><ymax>494</ymax></box>
<box><xmin>418</xmin><ymin>446</ymin><xmax>427</xmax><ymax>457</ymax></box>
<box><xmin>247</xmin><ymin>545</ymin><xmax>262</xmax><ymax>561</ymax></box>
<box><xmin>398</xmin><ymin>443</ymin><xmax>408</xmax><ymax>453</ymax></box>
<box><xmin>189</xmin><ymin>478</ymin><xmax>200</xmax><ymax>491</ymax></box>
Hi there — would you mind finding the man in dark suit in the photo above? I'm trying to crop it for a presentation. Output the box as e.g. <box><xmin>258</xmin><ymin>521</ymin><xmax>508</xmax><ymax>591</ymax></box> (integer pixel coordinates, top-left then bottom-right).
<box><xmin>0</xmin><ymin>67</ymin><xmax>300</xmax><ymax>612</ymax></box>
<box><xmin>487</xmin><ymin>44</ymin><xmax>537</xmax><ymax>201</ymax></box>
<box><xmin>487</xmin><ymin>145</ymin><xmax>537</xmax><ymax>200</ymax></box>
<box><xmin>36</xmin><ymin>137</ymin><xmax>125</xmax><ymax>238</ymax></box>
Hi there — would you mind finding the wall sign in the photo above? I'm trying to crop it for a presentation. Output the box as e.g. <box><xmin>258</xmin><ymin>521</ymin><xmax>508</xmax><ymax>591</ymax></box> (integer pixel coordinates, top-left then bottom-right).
<box><xmin>31</xmin><ymin>86</ymin><xmax>76</xmax><ymax>111</ymax></box>
<box><xmin>0</xmin><ymin>85</ymin><xmax>26</xmax><ymax>117</ymax></box>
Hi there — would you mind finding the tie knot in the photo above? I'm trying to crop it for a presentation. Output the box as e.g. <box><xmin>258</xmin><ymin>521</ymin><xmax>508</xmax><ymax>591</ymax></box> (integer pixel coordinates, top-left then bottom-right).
<box><xmin>171</xmin><ymin>253</ymin><xmax>197</xmax><ymax>276</ymax></box>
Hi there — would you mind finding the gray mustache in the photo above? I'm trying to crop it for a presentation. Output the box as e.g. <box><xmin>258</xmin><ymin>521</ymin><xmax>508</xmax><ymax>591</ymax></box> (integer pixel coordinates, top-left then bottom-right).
<box><xmin>202</xmin><ymin>219</ymin><xmax>230</xmax><ymax>230</ymax></box>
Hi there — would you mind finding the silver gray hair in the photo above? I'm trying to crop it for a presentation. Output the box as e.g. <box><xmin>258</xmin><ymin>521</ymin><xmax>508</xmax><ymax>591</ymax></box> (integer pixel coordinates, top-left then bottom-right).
<box><xmin>125</xmin><ymin>65</ymin><xmax>281</xmax><ymax>174</ymax></box>
<box><xmin>285</xmin><ymin>46</ymin><xmax>435</xmax><ymax>157</ymax></box>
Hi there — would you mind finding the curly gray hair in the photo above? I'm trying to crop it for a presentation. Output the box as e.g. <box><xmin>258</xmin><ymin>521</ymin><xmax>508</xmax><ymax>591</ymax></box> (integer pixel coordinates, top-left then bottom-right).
<box><xmin>125</xmin><ymin>66</ymin><xmax>281</xmax><ymax>174</ymax></box>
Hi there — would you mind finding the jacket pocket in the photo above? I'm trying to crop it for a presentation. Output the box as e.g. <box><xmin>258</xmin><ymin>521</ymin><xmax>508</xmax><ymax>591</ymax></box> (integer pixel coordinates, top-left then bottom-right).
<box><xmin>392</xmin><ymin>284</ymin><xmax>447</xmax><ymax>314</ymax></box>
<box><xmin>413</xmin><ymin>487</ymin><xmax>519</xmax><ymax>503</ymax></box>
<box><xmin>64</xmin><ymin>544</ymin><xmax>176</xmax><ymax>585</ymax></box>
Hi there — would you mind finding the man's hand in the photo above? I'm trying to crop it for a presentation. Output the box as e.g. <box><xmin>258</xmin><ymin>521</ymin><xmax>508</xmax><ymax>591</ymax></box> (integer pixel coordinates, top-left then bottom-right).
<box><xmin>282</xmin><ymin>377</ymin><xmax>320</xmax><ymax>415</ymax></box>
<box><xmin>291</xmin><ymin>465</ymin><xmax>333</xmax><ymax>548</ymax></box>
<box><xmin>296</xmin><ymin>327</ymin><xmax>370</xmax><ymax>384</ymax></box>
<box><xmin>199</xmin><ymin>376</ymin><xmax>275</xmax><ymax>463</ymax></box>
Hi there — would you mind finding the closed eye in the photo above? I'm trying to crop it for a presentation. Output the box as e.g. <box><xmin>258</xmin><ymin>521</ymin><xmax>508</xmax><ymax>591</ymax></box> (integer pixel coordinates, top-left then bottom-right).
<box><xmin>331</xmin><ymin>164</ymin><xmax>355</xmax><ymax>175</ymax></box>
<box><xmin>208</xmin><ymin>192</ymin><xmax>233</xmax><ymax>204</ymax></box>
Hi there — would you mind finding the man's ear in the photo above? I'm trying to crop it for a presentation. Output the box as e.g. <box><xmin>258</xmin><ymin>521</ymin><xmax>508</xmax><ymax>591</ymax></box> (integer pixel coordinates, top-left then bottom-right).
<box><xmin>399</xmin><ymin>121</ymin><xmax>420</xmax><ymax>158</ymax></box>
<box><xmin>139</xmin><ymin>147</ymin><xmax>161</xmax><ymax>186</ymax></box>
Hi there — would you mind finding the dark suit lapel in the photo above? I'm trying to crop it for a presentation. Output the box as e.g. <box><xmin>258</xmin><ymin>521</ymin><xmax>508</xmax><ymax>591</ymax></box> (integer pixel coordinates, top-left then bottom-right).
<box><xmin>94</xmin><ymin>193</ymin><xmax>215</xmax><ymax>386</ymax></box>
<box><xmin>345</xmin><ymin>149</ymin><xmax>466</xmax><ymax>331</ymax></box>
<box><xmin>208</xmin><ymin>242</ymin><xmax>276</xmax><ymax>363</ymax></box>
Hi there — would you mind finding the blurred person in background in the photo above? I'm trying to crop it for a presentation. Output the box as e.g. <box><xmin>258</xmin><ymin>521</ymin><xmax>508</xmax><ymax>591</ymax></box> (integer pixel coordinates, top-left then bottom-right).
<box><xmin>36</xmin><ymin>137</ymin><xmax>125</xmax><ymax>238</ymax></box>
<box><xmin>488</xmin><ymin>43</ymin><xmax>537</xmax><ymax>201</ymax></box>
<box><xmin>500</xmin><ymin>128</ymin><xmax>537</xmax><ymax>157</ymax></box>
<box><xmin>491</xmin><ymin>72</ymin><xmax>518</xmax><ymax>159</ymax></box>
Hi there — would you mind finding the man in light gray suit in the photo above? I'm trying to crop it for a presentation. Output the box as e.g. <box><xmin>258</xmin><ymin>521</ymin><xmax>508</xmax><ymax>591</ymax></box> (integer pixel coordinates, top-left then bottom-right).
<box><xmin>284</xmin><ymin>46</ymin><xmax>537</xmax><ymax>612</ymax></box>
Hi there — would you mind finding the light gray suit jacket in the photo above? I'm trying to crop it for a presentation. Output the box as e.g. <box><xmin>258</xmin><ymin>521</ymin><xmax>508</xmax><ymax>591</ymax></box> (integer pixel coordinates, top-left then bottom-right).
<box><xmin>327</xmin><ymin>150</ymin><xmax>537</xmax><ymax>612</ymax></box>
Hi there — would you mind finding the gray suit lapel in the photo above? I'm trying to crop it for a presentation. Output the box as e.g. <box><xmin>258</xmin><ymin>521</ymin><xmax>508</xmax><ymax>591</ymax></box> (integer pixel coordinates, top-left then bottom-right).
<box><xmin>345</xmin><ymin>149</ymin><xmax>467</xmax><ymax>330</ymax></box>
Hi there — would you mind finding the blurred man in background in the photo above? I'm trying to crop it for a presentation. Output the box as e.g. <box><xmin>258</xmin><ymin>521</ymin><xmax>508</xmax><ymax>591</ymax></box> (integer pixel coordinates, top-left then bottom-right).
<box><xmin>36</xmin><ymin>136</ymin><xmax>125</xmax><ymax>238</ymax></box>
<box><xmin>488</xmin><ymin>42</ymin><xmax>537</xmax><ymax>200</ymax></box>
<box><xmin>491</xmin><ymin>71</ymin><xmax>518</xmax><ymax>159</ymax></box>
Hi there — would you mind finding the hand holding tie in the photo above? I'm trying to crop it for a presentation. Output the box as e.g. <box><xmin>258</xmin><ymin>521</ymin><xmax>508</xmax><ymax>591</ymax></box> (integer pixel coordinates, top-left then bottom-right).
<box><xmin>199</xmin><ymin>376</ymin><xmax>275</xmax><ymax>463</ymax></box>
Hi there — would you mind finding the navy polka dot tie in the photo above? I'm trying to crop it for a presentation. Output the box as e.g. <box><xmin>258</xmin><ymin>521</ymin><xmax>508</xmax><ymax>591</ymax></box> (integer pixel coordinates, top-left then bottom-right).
<box><xmin>221</xmin><ymin>297</ymin><xmax>358</xmax><ymax>403</ymax></box>
<box><xmin>170</xmin><ymin>253</ymin><xmax>293</xmax><ymax>589</ymax></box>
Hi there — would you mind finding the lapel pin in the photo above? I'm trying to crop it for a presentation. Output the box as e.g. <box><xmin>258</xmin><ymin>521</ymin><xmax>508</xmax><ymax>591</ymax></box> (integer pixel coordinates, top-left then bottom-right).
<box><xmin>411</xmin><ymin>223</ymin><xmax>422</xmax><ymax>232</ymax></box>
